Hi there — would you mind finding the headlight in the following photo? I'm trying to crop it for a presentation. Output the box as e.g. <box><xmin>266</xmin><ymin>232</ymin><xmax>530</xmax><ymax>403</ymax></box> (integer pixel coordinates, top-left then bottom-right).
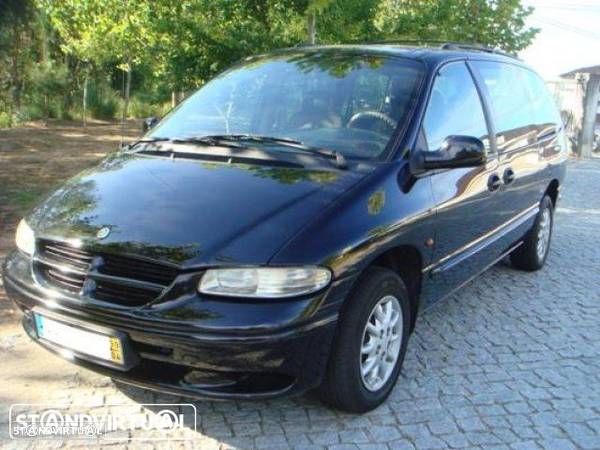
<box><xmin>15</xmin><ymin>218</ymin><xmax>35</xmax><ymax>256</ymax></box>
<box><xmin>199</xmin><ymin>266</ymin><xmax>331</xmax><ymax>298</ymax></box>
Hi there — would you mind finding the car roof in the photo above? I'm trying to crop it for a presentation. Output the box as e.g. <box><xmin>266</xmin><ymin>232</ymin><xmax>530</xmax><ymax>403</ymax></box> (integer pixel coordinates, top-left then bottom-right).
<box><xmin>267</xmin><ymin>43</ymin><xmax>531</xmax><ymax>71</ymax></box>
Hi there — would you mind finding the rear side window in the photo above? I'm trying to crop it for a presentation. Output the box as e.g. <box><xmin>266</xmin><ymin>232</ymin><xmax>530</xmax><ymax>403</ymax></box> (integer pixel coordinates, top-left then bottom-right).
<box><xmin>471</xmin><ymin>61</ymin><xmax>533</xmax><ymax>137</ymax></box>
<box><xmin>422</xmin><ymin>62</ymin><xmax>489</xmax><ymax>151</ymax></box>
<box><xmin>521</xmin><ymin>69</ymin><xmax>562</xmax><ymax>128</ymax></box>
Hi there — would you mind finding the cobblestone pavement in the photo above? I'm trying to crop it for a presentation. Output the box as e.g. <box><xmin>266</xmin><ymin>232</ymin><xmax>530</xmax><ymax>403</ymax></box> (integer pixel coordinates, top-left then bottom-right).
<box><xmin>1</xmin><ymin>159</ymin><xmax>599</xmax><ymax>450</ymax></box>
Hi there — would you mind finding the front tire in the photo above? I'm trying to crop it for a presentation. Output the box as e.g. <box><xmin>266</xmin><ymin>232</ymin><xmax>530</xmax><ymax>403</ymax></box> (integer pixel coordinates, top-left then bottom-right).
<box><xmin>510</xmin><ymin>195</ymin><xmax>554</xmax><ymax>271</ymax></box>
<box><xmin>318</xmin><ymin>266</ymin><xmax>411</xmax><ymax>413</ymax></box>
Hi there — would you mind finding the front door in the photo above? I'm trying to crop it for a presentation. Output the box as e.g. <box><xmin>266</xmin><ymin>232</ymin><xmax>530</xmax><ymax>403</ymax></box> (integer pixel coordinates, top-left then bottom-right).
<box><xmin>419</xmin><ymin>62</ymin><xmax>503</xmax><ymax>307</ymax></box>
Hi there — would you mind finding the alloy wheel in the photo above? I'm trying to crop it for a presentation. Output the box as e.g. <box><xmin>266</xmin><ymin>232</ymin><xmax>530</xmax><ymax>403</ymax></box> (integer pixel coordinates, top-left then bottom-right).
<box><xmin>536</xmin><ymin>207</ymin><xmax>552</xmax><ymax>260</ymax></box>
<box><xmin>360</xmin><ymin>295</ymin><xmax>403</xmax><ymax>392</ymax></box>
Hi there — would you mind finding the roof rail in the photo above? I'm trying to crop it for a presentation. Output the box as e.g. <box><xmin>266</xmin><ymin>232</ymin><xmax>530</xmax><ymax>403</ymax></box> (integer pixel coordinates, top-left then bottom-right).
<box><xmin>354</xmin><ymin>39</ymin><xmax>447</xmax><ymax>46</ymax></box>
<box><xmin>348</xmin><ymin>39</ymin><xmax>519</xmax><ymax>60</ymax></box>
<box><xmin>439</xmin><ymin>42</ymin><xmax>518</xmax><ymax>59</ymax></box>
<box><xmin>290</xmin><ymin>39</ymin><xmax>520</xmax><ymax>60</ymax></box>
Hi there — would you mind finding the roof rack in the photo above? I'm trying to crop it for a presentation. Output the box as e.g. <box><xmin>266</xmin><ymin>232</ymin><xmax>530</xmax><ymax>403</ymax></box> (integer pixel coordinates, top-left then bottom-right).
<box><xmin>291</xmin><ymin>40</ymin><xmax>520</xmax><ymax>60</ymax></box>
<box><xmin>439</xmin><ymin>42</ymin><xmax>518</xmax><ymax>59</ymax></box>
<box><xmin>350</xmin><ymin>39</ymin><xmax>519</xmax><ymax>60</ymax></box>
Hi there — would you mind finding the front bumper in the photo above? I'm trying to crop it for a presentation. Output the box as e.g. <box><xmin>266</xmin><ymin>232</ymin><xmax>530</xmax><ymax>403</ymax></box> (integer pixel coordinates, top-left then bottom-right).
<box><xmin>3</xmin><ymin>251</ymin><xmax>354</xmax><ymax>400</ymax></box>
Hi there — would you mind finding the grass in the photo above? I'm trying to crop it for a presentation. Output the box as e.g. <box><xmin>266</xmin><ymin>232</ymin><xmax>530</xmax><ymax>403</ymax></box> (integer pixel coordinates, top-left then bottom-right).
<box><xmin>7</xmin><ymin>189</ymin><xmax>46</xmax><ymax>209</ymax></box>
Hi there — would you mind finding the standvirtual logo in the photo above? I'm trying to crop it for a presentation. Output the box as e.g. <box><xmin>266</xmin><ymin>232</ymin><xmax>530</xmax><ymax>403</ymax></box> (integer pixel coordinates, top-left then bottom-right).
<box><xmin>9</xmin><ymin>403</ymin><xmax>197</xmax><ymax>441</ymax></box>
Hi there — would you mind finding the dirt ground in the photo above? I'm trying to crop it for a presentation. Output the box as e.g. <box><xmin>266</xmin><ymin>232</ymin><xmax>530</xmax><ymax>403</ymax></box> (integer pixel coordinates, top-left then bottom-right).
<box><xmin>0</xmin><ymin>120</ymin><xmax>141</xmax><ymax>322</ymax></box>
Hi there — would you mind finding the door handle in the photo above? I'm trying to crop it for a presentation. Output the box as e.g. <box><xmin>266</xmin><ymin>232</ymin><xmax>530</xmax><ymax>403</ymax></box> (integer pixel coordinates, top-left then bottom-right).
<box><xmin>503</xmin><ymin>168</ymin><xmax>515</xmax><ymax>185</ymax></box>
<box><xmin>488</xmin><ymin>173</ymin><xmax>501</xmax><ymax>192</ymax></box>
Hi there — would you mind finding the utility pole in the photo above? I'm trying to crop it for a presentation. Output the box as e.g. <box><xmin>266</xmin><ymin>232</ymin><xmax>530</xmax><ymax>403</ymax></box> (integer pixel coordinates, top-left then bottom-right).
<box><xmin>578</xmin><ymin>74</ymin><xmax>600</xmax><ymax>158</ymax></box>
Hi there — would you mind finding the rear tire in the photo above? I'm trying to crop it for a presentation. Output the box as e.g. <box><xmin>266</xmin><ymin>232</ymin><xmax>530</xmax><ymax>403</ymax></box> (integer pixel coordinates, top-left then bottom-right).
<box><xmin>318</xmin><ymin>266</ymin><xmax>411</xmax><ymax>413</ymax></box>
<box><xmin>510</xmin><ymin>195</ymin><xmax>554</xmax><ymax>271</ymax></box>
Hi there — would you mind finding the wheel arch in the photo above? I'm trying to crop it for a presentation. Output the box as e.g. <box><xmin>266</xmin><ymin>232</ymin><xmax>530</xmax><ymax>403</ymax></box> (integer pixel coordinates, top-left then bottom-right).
<box><xmin>368</xmin><ymin>245</ymin><xmax>423</xmax><ymax>332</ymax></box>
<box><xmin>545</xmin><ymin>179</ymin><xmax>560</xmax><ymax>207</ymax></box>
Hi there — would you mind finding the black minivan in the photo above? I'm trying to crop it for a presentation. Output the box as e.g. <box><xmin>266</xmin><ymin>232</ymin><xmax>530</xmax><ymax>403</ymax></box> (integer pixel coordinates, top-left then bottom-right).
<box><xmin>3</xmin><ymin>43</ymin><xmax>566</xmax><ymax>412</ymax></box>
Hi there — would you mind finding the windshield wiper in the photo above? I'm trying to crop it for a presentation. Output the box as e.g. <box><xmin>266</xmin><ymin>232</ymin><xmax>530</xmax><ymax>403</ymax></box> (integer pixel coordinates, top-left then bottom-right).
<box><xmin>127</xmin><ymin>133</ymin><xmax>347</xmax><ymax>169</ymax></box>
<box><xmin>170</xmin><ymin>135</ymin><xmax>247</xmax><ymax>148</ymax></box>
<box><xmin>125</xmin><ymin>136</ymin><xmax>172</xmax><ymax>149</ymax></box>
<box><xmin>199</xmin><ymin>134</ymin><xmax>348</xmax><ymax>169</ymax></box>
<box><xmin>126</xmin><ymin>135</ymin><xmax>246</xmax><ymax>150</ymax></box>
<box><xmin>204</xmin><ymin>134</ymin><xmax>303</xmax><ymax>146</ymax></box>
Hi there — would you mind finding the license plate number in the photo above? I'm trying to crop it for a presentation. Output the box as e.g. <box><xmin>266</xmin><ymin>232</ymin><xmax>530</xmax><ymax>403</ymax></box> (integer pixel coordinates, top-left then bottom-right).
<box><xmin>34</xmin><ymin>313</ymin><xmax>124</xmax><ymax>365</ymax></box>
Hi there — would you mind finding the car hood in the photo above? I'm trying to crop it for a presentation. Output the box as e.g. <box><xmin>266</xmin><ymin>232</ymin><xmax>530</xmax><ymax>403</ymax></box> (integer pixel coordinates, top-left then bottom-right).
<box><xmin>28</xmin><ymin>152</ymin><xmax>367</xmax><ymax>268</ymax></box>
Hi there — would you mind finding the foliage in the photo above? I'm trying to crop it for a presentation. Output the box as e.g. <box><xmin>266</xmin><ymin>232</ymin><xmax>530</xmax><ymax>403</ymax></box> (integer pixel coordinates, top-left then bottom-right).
<box><xmin>311</xmin><ymin>0</ymin><xmax>383</xmax><ymax>43</ymax></box>
<box><xmin>0</xmin><ymin>111</ymin><xmax>13</xmax><ymax>128</ymax></box>
<box><xmin>0</xmin><ymin>0</ymin><xmax>540</xmax><ymax>127</ymax></box>
<box><xmin>39</xmin><ymin>0</ymin><xmax>160</xmax><ymax>121</ymax></box>
<box><xmin>0</xmin><ymin>0</ymin><xmax>35</xmax><ymax>111</ymax></box>
<box><xmin>39</xmin><ymin>0</ymin><xmax>153</xmax><ymax>66</ymax></box>
<box><xmin>374</xmin><ymin>0</ymin><xmax>538</xmax><ymax>52</ymax></box>
<box><xmin>28</xmin><ymin>61</ymin><xmax>69</xmax><ymax>117</ymax></box>
<box><xmin>86</xmin><ymin>80</ymin><xmax>121</xmax><ymax>120</ymax></box>
<box><xmin>128</xmin><ymin>96</ymin><xmax>172</xmax><ymax>119</ymax></box>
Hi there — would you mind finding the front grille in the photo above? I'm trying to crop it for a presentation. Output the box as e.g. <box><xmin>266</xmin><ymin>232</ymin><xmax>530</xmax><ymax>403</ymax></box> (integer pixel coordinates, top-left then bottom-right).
<box><xmin>101</xmin><ymin>253</ymin><xmax>177</xmax><ymax>285</ymax></box>
<box><xmin>41</xmin><ymin>241</ymin><xmax>93</xmax><ymax>271</ymax></box>
<box><xmin>41</xmin><ymin>266</ymin><xmax>86</xmax><ymax>293</ymax></box>
<box><xmin>35</xmin><ymin>240</ymin><xmax>178</xmax><ymax>307</ymax></box>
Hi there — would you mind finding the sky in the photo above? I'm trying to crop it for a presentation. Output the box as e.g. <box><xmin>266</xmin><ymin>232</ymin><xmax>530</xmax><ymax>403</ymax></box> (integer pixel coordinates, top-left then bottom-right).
<box><xmin>519</xmin><ymin>0</ymin><xmax>600</xmax><ymax>80</ymax></box>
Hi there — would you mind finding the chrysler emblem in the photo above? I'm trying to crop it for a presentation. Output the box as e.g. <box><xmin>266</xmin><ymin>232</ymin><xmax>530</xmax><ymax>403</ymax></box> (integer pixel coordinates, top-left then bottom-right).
<box><xmin>96</xmin><ymin>226</ymin><xmax>111</xmax><ymax>239</ymax></box>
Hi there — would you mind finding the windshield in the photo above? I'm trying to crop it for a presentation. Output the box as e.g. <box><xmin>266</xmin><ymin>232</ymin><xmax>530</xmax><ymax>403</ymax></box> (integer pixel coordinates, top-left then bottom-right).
<box><xmin>149</xmin><ymin>51</ymin><xmax>424</xmax><ymax>160</ymax></box>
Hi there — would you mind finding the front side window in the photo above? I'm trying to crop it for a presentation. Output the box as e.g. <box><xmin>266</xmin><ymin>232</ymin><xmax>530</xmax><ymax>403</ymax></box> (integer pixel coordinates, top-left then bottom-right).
<box><xmin>422</xmin><ymin>62</ymin><xmax>489</xmax><ymax>151</ymax></box>
<box><xmin>149</xmin><ymin>52</ymin><xmax>424</xmax><ymax>160</ymax></box>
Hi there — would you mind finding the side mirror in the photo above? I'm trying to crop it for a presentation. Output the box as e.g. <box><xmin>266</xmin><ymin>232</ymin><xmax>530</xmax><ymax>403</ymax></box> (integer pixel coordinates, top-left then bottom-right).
<box><xmin>142</xmin><ymin>117</ymin><xmax>159</xmax><ymax>132</ymax></box>
<box><xmin>414</xmin><ymin>135</ymin><xmax>485</xmax><ymax>172</ymax></box>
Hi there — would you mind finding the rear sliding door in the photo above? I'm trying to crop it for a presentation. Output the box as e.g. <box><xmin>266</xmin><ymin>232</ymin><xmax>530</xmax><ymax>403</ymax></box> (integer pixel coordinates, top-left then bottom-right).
<box><xmin>470</xmin><ymin>61</ymin><xmax>560</xmax><ymax>227</ymax></box>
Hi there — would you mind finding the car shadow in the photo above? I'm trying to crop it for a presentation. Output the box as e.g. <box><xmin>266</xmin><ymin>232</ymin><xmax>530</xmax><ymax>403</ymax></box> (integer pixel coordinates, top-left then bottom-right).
<box><xmin>113</xmin><ymin>379</ymin><xmax>356</xmax><ymax>446</ymax></box>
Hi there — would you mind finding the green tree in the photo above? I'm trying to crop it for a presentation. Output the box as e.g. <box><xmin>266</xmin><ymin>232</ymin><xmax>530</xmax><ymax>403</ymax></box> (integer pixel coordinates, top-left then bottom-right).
<box><xmin>0</xmin><ymin>0</ymin><xmax>35</xmax><ymax>110</ymax></box>
<box><xmin>375</xmin><ymin>0</ymin><xmax>538</xmax><ymax>52</ymax></box>
<box><xmin>149</xmin><ymin>1</ymin><xmax>306</xmax><ymax>92</ymax></box>
<box><xmin>28</xmin><ymin>60</ymin><xmax>69</xmax><ymax>122</ymax></box>
<box><xmin>149</xmin><ymin>0</ymin><xmax>538</xmax><ymax>94</ymax></box>
<box><xmin>4</xmin><ymin>0</ymin><xmax>539</xmax><ymax>128</ymax></box>
<box><xmin>40</xmin><ymin>0</ymin><xmax>156</xmax><ymax>125</ymax></box>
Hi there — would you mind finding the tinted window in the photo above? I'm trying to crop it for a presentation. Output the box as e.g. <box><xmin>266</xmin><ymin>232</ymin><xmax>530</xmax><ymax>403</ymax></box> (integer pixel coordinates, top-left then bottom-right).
<box><xmin>150</xmin><ymin>52</ymin><xmax>424</xmax><ymax>160</ymax></box>
<box><xmin>521</xmin><ymin>69</ymin><xmax>562</xmax><ymax>127</ymax></box>
<box><xmin>422</xmin><ymin>62</ymin><xmax>489</xmax><ymax>151</ymax></box>
<box><xmin>472</xmin><ymin>61</ymin><xmax>544</xmax><ymax>136</ymax></box>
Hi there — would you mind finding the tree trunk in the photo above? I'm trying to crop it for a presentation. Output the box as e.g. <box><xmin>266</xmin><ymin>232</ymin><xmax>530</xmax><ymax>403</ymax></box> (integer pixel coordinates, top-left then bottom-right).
<box><xmin>38</xmin><ymin>8</ymin><xmax>49</xmax><ymax>63</ymax></box>
<box><xmin>171</xmin><ymin>91</ymin><xmax>176</xmax><ymax>108</ymax></box>
<box><xmin>44</xmin><ymin>94</ymin><xmax>49</xmax><ymax>126</ymax></box>
<box><xmin>578</xmin><ymin>75</ymin><xmax>600</xmax><ymax>158</ymax></box>
<box><xmin>10</xmin><ymin>23</ymin><xmax>23</xmax><ymax>108</ymax></box>
<box><xmin>121</xmin><ymin>61</ymin><xmax>132</xmax><ymax>136</ymax></box>
<box><xmin>307</xmin><ymin>12</ymin><xmax>316</xmax><ymax>44</ymax></box>
<box><xmin>82</xmin><ymin>74</ymin><xmax>88</xmax><ymax>128</ymax></box>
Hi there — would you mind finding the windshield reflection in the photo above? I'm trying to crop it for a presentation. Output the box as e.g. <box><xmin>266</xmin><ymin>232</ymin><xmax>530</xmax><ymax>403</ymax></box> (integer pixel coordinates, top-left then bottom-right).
<box><xmin>150</xmin><ymin>50</ymin><xmax>424</xmax><ymax>160</ymax></box>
